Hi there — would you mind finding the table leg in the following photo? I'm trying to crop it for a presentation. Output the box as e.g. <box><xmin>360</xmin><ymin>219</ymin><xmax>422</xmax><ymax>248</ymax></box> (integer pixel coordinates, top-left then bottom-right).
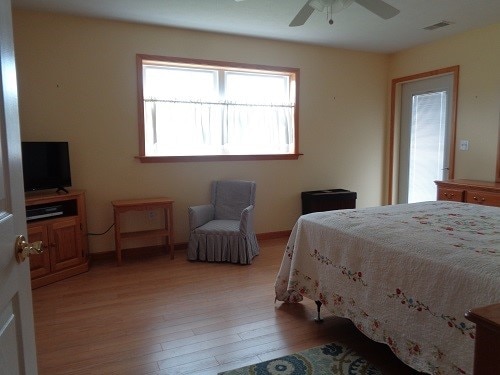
<box><xmin>114</xmin><ymin>209</ymin><xmax>122</xmax><ymax>266</ymax></box>
<box><xmin>166</xmin><ymin>205</ymin><xmax>174</xmax><ymax>259</ymax></box>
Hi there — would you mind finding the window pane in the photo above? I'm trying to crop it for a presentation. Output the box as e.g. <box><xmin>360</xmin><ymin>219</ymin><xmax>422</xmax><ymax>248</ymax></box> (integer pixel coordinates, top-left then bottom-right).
<box><xmin>143</xmin><ymin>66</ymin><xmax>218</xmax><ymax>101</ymax></box>
<box><xmin>407</xmin><ymin>91</ymin><xmax>447</xmax><ymax>203</ymax></box>
<box><xmin>225</xmin><ymin>72</ymin><xmax>290</xmax><ymax>104</ymax></box>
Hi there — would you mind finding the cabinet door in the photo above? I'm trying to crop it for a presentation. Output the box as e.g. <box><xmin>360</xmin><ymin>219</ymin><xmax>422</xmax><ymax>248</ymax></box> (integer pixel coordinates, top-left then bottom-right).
<box><xmin>27</xmin><ymin>224</ymin><xmax>51</xmax><ymax>279</ymax></box>
<box><xmin>49</xmin><ymin>217</ymin><xmax>83</xmax><ymax>272</ymax></box>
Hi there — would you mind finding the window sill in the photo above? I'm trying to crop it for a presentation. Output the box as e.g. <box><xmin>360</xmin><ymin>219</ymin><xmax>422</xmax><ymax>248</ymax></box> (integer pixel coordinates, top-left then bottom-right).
<box><xmin>135</xmin><ymin>154</ymin><xmax>303</xmax><ymax>163</ymax></box>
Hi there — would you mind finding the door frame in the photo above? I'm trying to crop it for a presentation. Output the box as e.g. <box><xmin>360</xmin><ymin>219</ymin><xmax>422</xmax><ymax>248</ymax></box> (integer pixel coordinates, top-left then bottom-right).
<box><xmin>388</xmin><ymin>66</ymin><xmax>460</xmax><ymax>204</ymax></box>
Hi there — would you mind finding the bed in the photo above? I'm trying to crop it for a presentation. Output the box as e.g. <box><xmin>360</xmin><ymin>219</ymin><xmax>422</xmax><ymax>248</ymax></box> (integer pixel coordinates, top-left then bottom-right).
<box><xmin>274</xmin><ymin>201</ymin><xmax>500</xmax><ymax>375</ymax></box>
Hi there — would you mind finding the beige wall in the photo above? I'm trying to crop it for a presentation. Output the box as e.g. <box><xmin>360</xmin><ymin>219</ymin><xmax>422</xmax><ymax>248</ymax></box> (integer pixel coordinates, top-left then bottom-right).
<box><xmin>389</xmin><ymin>22</ymin><xmax>500</xmax><ymax>181</ymax></box>
<box><xmin>13</xmin><ymin>10</ymin><xmax>389</xmax><ymax>253</ymax></box>
<box><xmin>14</xmin><ymin>10</ymin><xmax>499</xmax><ymax>255</ymax></box>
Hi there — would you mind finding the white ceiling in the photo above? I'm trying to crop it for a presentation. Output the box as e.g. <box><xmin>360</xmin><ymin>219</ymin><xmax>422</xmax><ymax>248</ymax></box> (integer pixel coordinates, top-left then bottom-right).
<box><xmin>11</xmin><ymin>0</ymin><xmax>500</xmax><ymax>53</ymax></box>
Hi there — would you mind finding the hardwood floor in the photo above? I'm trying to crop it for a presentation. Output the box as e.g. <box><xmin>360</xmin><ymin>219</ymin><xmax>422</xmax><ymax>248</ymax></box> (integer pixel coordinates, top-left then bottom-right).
<box><xmin>32</xmin><ymin>237</ymin><xmax>421</xmax><ymax>375</ymax></box>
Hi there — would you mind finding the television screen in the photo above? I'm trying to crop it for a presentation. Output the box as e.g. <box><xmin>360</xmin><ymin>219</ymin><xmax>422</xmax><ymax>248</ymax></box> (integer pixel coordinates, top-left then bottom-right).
<box><xmin>21</xmin><ymin>142</ymin><xmax>72</xmax><ymax>192</ymax></box>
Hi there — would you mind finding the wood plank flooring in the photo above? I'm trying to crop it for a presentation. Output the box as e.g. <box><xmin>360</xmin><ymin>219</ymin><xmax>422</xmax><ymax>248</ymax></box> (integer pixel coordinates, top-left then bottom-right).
<box><xmin>32</xmin><ymin>237</ymin><xmax>421</xmax><ymax>375</ymax></box>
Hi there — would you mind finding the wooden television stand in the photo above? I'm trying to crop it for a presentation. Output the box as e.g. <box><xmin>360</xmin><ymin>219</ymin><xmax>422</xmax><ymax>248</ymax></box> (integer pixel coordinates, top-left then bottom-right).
<box><xmin>25</xmin><ymin>190</ymin><xmax>89</xmax><ymax>289</ymax></box>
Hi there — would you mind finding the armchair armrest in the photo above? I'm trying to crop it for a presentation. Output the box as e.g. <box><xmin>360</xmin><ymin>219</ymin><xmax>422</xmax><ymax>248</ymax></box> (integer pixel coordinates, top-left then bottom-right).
<box><xmin>239</xmin><ymin>205</ymin><xmax>255</xmax><ymax>235</ymax></box>
<box><xmin>189</xmin><ymin>204</ymin><xmax>214</xmax><ymax>230</ymax></box>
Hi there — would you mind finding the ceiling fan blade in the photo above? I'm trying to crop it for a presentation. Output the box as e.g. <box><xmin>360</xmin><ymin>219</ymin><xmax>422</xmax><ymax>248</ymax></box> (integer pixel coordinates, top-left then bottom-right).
<box><xmin>289</xmin><ymin>1</ymin><xmax>315</xmax><ymax>27</ymax></box>
<box><xmin>354</xmin><ymin>0</ymin><xmax>400</xmax><ymax>19</ymax></box>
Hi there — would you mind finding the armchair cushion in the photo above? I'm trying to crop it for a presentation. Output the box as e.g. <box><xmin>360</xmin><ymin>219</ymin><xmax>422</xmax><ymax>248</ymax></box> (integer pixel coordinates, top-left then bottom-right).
<box><xmin>193</xmin><ymin>219</ymin><xmax>239</xmax><ymax>235</ymax></box>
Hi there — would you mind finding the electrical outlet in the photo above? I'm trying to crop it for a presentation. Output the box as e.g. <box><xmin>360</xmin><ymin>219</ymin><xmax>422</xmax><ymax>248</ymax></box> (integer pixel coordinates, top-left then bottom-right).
<box><xmin>459</xmin><ymin>140</ymin><xmax>469</xmax><ymax>151</ymax></box>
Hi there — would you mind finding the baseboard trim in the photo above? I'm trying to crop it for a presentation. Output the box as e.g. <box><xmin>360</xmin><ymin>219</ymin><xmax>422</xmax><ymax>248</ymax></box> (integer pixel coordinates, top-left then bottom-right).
<box><xmin>90</xmin><ymin>230</ymin><xmax>291</xmax><ymax>261</ymax></box>
<box><xmin>90</xmin><ymin>245</ymin><xmax>169</xmax><ymax>261</ymax></box>
<box><xmin>256</xmin><ymin>230</ymin><xmax>291</xmax><ymax>240</ymax></box>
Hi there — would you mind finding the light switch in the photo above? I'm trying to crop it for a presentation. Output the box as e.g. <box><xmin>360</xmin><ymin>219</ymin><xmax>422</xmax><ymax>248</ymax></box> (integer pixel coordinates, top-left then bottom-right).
<box><xmin>459</xmin><ymin>140</ymin><xmax>469</xmax><ymax>151</ymax></box>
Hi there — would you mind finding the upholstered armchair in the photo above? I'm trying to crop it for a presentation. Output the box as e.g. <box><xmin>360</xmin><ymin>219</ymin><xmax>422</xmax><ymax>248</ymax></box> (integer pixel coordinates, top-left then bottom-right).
<box><xmin>187</xmin><ymin>180</ymin><xmax>259</xmax><ymax>264</ymax></box>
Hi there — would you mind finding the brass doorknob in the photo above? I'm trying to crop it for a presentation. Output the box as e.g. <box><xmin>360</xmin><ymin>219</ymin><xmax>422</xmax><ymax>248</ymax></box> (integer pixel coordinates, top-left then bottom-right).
<box><xmin>15</xmin><ymin>235</ymin><xmax>43</xmax><ymax>263</ymax></box>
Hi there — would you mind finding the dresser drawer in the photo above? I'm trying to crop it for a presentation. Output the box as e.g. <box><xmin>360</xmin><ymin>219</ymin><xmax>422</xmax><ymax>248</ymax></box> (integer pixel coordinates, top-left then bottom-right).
<box><xmin>466</xmin><ymin>190</ymin><xmax>500</xmax><ymax>207</ymax></box>
<box><xmin>436</xmin><ymin>180</ymin><xmax>500</xmax><ymax>208</ymax></box>
<box><xmin>437</xmin><ymin>188</ymin><xmax>464</xmax><ymax>202</ymax></box>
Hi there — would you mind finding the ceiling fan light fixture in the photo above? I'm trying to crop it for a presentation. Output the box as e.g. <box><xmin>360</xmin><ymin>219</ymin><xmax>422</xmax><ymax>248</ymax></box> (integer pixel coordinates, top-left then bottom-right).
<box><xmin>290</xmin><ymin>0</ymin><xmax>400</xmax><ymax>28</ymax></box>
<box><xmin>309</xmin><ymin>0</ymin><xmax>326</xmax><ymax>12</ymax></box>
<box><xmin>330</xmin><ymin>0</ymin><xmax>354</xmax><ymax>13</ymax></box>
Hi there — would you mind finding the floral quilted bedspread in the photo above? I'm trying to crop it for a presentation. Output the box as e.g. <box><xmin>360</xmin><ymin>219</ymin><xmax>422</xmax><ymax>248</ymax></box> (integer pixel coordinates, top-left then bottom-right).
<box><xmin>275</xmin><ymin>201</ymin><xmax>500</xmax><ymax>375</ymax></box>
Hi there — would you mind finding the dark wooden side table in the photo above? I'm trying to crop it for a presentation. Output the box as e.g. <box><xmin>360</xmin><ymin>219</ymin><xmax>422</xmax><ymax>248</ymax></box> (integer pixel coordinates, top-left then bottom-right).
<box><xmin>465</xmin><ymin>303</ymin><xmax>500</xmax><ymax>374</ymax></box>
<box><xmin>112</xmin><ymin>197</ymin><xmax>174</xmax><ymax>265</ymax></box>
<box><xmin>301</xmin><ymin>189</ymin><xmax>356</xmax><ymax>214</ymax></box>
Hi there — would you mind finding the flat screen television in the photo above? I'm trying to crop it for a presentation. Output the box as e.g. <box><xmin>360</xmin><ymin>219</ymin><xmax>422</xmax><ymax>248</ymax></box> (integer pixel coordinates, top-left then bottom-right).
<box><xmin>21</xmin><ymin>141</ymin><xmax>72</xmax><ymax>193</ymax></box>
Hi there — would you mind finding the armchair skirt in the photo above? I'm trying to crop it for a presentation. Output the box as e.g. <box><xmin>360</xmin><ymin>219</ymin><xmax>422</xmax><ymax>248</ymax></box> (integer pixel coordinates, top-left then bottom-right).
<box><xmin>188</xmin><ymin>220</ymin><xmax>259</xmax><ymax>264</ymax></box>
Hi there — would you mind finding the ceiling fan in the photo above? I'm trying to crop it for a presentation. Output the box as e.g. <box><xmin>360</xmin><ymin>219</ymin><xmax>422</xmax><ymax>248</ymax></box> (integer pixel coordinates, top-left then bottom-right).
<box><xmin>289</xmin><ymin>0</ymin><xmax>400</xmax><ymax>27</ymax></box>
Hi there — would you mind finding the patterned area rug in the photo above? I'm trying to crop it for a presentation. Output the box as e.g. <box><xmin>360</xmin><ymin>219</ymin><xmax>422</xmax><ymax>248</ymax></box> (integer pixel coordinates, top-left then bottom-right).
<box><xmin>218</xmin><ymin>342</ymin><xmax>383</xmax><ymax>375</ymax></box>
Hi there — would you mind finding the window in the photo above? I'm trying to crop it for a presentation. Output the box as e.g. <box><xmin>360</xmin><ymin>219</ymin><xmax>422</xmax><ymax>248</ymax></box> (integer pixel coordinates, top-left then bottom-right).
<box><xmin>136</xmin><ymin>55</ymin><xmax>300</xmax><ymax>162</ymax></box>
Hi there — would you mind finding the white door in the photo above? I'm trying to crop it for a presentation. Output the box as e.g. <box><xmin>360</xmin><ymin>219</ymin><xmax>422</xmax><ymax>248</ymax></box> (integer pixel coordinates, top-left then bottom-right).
<box><xmin>0</xmin><ymin>0</ymin><xmax>38</xmax><ymax>373</ymax></box>
<box><xmin>398</xmin><ymin>74</ymin><xmax>454</xmax><ymax>203</ymax></box>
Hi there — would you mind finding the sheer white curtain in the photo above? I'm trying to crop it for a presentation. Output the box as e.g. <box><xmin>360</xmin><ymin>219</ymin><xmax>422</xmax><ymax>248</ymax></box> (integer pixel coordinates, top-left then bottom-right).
<box><xmin>144</xmin><ymin>100</ymin><xmax>294</xmax><ymax>156</ymax></box>
<box><xmin>142</xmin><ymin>64</ymin><xmax>296</xmax><ymax>157</ymax></box>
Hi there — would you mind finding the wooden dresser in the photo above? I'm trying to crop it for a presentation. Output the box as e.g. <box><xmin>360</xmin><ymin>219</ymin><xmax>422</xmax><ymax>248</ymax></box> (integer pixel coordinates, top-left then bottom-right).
<box><xmin>435</xmin><ymin>179</ymin><xmax>500</xmax><ymax>207</ymax></box>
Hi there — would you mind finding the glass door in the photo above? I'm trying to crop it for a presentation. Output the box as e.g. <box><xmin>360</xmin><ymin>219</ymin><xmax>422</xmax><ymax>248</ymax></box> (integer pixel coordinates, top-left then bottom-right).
<box><xmin>398</xmin><ymin>74</ymin><xmax>453</xmax><ymax>203</ymax></box>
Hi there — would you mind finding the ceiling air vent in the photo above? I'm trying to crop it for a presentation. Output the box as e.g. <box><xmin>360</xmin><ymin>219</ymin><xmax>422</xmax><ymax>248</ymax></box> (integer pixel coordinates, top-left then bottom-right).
<box><xmin>423</xmin><ymin>21</ymin><xmax>454</xmax><ymax>31</ymax></box>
